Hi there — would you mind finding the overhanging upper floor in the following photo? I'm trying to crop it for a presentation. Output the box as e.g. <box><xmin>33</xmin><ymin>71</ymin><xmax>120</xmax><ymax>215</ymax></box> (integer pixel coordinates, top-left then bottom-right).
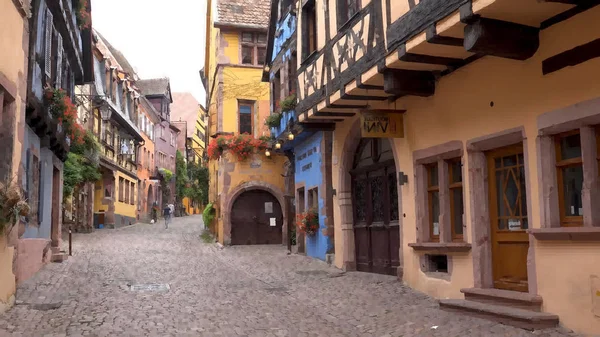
<box><xmin>294</xmin><ymin>0</ymin><xmax>597</xmax><ymax>125</ymax></box>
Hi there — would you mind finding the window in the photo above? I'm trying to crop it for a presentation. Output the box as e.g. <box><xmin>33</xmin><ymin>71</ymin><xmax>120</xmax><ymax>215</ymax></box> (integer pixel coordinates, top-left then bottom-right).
<box><xmin>555</xmin><ymin>131</ymin><xmax>583</xmax><ymax>226</ymax></box>
<box><xmin>302</xmin><ymin>0</ymin><xmax>317</xmax><ymax>60</ymax></box>
<box><xmin>119</xmin><ymin>177</ymin><xmax>125</xmax><ymax>202</ymax></box>
<box><xmin>130</xmin><ymin>182</ymin><xmax>135</xmax><ymax>205</ymax></box>
<box><xmin>337</xmin><ymin>0</ymin><xmax>361</xmax><ymax>28</ymax></box>
<box><xmin>297</xmin><ymin>187</ymin><xmax>306</xmax><ymax>213</ymax></box>
<box><xmin>240</xmin><ymin>32</ymin><xmax>267</xmax><ymax>66</ymax></box>
<box><xmin>424</xmin><ymin>255</ymin><xmax>448</xmax><ymax>273</ymax></box>
<box><xmin>238</xmin><ymin>101</ymin><xmax>254</xmax><ymax>135</ymax></box>
<box><xmin>427</xmin><ymin>164</ymin><xmax>440</xmax><ymax>242</ymax></box>
<box><xmin>273</xmin><ymin>71</ymin><xmax>281</xmax><ymax>109</ymax></box>
<box><xmin>421</xmin><ymin>157</ymin><xmax>465</xmax><ymax>242</ymax></box>
<box><xmin>448</xmin><ymin>159</ymin><xmax>464</xmax><ymax>240</ymax></box>
<box><xmin>288</xmin><ymin>55</ymin><xmax>297</xmax><ymax>96</ymax></box>
<box><xmin>308</xmin><ymin>188</ymin><xmax>318</xmax><ymax>210</ymax></box>
<box><xmin>125</xmin><ymin>181</ymin><xmax>130</xmax><ymax>204</ymax></box>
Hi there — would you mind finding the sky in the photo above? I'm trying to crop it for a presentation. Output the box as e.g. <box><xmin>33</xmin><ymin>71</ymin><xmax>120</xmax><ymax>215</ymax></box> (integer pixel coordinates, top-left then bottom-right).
<box><xmin>91</xmin><ymin>0</ymin><xmax>207</xmax><ymax>105</ymax></box>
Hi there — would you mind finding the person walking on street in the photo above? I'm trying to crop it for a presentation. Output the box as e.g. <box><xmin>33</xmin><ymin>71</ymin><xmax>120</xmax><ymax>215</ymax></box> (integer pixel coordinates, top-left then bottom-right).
<box><xmin>163</xmin><ymin>204</ymin><xmax>171</xmax><ymax>229</ymax></box>
<box><xmin>168</xmin><ymin>203</ymin><xmax>175</xmax><ymax>219</ymax></box>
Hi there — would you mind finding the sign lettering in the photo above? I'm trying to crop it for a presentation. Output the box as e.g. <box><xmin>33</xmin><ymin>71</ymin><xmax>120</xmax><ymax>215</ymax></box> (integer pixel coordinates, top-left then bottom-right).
<box><xmin>360</xmin><ymin>111</ymin><xmax>404</xmax><ymax>138</ymax></box>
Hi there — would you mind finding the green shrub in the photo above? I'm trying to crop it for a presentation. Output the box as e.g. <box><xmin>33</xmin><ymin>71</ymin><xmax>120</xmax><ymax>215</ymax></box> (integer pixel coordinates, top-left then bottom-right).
<box><xmin>203</xmin><ymin>202</ymin><xmax>215</xmax><ymax>228</ymax></box>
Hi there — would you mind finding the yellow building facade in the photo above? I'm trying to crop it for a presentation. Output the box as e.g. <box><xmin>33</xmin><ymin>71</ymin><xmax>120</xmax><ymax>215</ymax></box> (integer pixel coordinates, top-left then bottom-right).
<box><xmin>90</xmin><ymin>32</ymin><xmax>144</xmax><ymax>228</ymax></box>
<box><xmin>205</xmin><ymin>0</ymin><xmax>287</xmax><ymax>245</ymax></box>
<box><xmin>293</xmin><ymin>0</ymin><xmax>600</xmax><ymax>334</ymax></box>
<box><xmin>0</xmin><ymin>0</ymin><xmax>29</xmax><ymax>312</ymax></box>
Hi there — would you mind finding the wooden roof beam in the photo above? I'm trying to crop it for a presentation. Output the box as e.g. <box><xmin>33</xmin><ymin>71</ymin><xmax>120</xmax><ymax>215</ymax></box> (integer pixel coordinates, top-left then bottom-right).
<box><xmin>464</xmin><ymin>17</ymin><xmax>539</xmax><ymax>61</ymax></box>
<box><xmin>383</xmin><ymin>69</ymin><xmax>436</xmax><ymax>97</ymax></box>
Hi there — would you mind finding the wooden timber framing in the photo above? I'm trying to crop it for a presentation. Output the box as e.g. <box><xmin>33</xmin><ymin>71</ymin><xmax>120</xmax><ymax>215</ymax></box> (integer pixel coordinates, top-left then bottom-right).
<box><xmin>294</xmin><ymin>0</ymin><xmax>598</xmax><ymax>123</ymax></box>
<box><xmin>542</xmin><ymin>38</ymin><xmax>600</xmax><ymax>75</ymax></box>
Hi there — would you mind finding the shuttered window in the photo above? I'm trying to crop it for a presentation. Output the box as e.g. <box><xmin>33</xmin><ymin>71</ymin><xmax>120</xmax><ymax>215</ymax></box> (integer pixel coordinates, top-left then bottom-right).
<box><xmin>44</xmin><ymin>9</ymin><xmax>54</xmax><ymax>78</ymax></box>
<box><xmin>55</xmin><ymin>35</ymin><xmax>63</xmax><ymax>88</ymax></box>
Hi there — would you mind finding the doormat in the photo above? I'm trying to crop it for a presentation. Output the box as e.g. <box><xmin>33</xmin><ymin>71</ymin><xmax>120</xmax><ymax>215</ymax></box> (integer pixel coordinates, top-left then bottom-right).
<box><xmin>128</xmin><ymin>283</ymin><xmax>170</xmax><ymax>292</ymax></box>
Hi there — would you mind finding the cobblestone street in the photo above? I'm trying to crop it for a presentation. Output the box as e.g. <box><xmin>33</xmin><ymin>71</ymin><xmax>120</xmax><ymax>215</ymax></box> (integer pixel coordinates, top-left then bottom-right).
<box><xmin>0</xmin><ymin>216</ymin><xmax>582</xmax><ymax>337</ymax></box>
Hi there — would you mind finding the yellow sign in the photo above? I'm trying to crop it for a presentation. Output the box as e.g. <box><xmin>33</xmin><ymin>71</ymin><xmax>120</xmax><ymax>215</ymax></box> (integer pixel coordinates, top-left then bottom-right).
<box><xmin>360</xmin><ymin>111</ymin><xmax>404</xmax><ymax>138</ymax></box>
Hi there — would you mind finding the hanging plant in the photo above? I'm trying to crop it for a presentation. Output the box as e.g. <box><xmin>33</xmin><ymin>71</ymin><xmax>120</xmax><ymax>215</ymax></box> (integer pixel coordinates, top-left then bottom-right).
<box><xmin>265</xmin><ymin>113</ymin><xmax>283</xmax><ymax>128</ymax></box>
<box><xmin>158</xmin><ymin>168</ymin><xmax>173</xmax><ymax>181</ymax></box>
<box><xmin>75</xmin><ymin>0</ymin><xmax>91</xmax><ymax>29</ymax></box>
<box><xmin>207</xmin><ymin>134</ymin><xmax>268</xmax><ymax>161</ymax></box>
<box><xmin>296</xmin><ymin>209</ymin><xmax>319</xmax><ymax>236</ymax></box>
<box><xmin>0</xmin><ymin>178</ymin><xmax>29</xmax><ymax>234</ymax></box>
<box><xmin>45</xmin><ymin>86</ymin><xmax>84</xmax><ymax>145</ymax></box>
<box><xmin>280</xmin><ymin>94</ymin><xmax>297</xmax><ymax>112</ymax></box>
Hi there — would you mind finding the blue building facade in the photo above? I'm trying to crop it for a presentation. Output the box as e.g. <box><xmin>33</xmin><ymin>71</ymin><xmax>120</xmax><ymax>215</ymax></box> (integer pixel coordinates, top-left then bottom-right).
<box><xmin>263</xmin><ymin>0</ymin><xmax>334</xmax><ymax>261</ymax></box>
<box><xmin>293</xmin><ymin>132</ymin><xmax>333</xmax><ymax>260</ymax></box>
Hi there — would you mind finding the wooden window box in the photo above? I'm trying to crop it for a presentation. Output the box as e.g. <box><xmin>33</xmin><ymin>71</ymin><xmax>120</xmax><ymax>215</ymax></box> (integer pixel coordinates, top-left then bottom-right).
<box><xmin>528</xmin><ymin>227</ymin><xmax>600</xmax><ymax>241</ymax></box>
<box><xmin>408</xmin><ymin>242</ymin><xmax>472</xmax><ymax>253</ymax></box>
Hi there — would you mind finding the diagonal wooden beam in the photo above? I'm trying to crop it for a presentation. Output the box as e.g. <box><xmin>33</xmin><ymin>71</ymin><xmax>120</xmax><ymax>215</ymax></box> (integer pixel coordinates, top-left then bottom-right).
<box><xmin>464</xmin><ymin>17</ymin><xmax>539</xmax><ymax>60</ymax></box>
<box><xmin>542</xmin><ymin>38</ymin><xmax>600</xmax><ymax>75</ymax></box>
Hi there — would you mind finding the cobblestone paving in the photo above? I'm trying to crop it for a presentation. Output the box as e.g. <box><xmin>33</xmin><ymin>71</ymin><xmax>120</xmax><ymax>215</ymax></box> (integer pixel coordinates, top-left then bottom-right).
<box><xmin>0</xmin><ymin>216</ymin><xmax>583</xmax><ymax>337</ymax></box>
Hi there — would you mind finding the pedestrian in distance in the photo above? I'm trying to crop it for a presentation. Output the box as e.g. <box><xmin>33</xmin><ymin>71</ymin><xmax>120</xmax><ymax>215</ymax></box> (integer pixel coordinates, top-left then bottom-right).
<box><xmin>163</xmin><ymin>204</ymin><xmax>171</xmax><ymax>229</ymax></box>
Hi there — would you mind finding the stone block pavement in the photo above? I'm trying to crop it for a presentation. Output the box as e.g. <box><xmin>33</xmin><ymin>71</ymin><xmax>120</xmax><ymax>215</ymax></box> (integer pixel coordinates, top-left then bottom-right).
<box><xmin>0</xmin><ymin>215</ymin><xmax>584</xmax><ymax>337</ymax></box>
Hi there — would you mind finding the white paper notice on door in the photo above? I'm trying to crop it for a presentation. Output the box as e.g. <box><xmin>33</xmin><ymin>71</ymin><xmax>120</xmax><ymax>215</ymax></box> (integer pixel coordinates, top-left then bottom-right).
<box><xmin>508</xmin><ymin>219</ymin><xmax>521</xmax><ymax>231</ymax></box>
<box><xmin>433</xmin><ymin>222</ymin><xmax>440</xmax><ymax>236</ymax></box>
<box><xmin>270</xmin><ymin>218</ymin><xmax>276</xmax><ymax>227</ymax></box>
<box><xmin>265</xmin><ymin>202</ymin><xmax>273</xmax><ymax>213</ymax></box>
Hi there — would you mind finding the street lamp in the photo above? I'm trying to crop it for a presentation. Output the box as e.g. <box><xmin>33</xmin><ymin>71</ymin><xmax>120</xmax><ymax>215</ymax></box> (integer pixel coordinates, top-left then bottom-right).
<box><xmin>99</xmin><ymin>100</ymin><xmax>112</xmax><ymax>121</ymax></box>
<box><xmin>265</xmin><ymin>149</ymin><xmax>271</xmax><ymax>157</ymax></box>
<box><xmin>275</xmin><ymin>142</ymin><xmax>281</xmax><ymax>150</ymax></box>
<box><xmin>288</xmin><ymin>132</ymin><xmax>294</xmax><ymax>141</ymax></box>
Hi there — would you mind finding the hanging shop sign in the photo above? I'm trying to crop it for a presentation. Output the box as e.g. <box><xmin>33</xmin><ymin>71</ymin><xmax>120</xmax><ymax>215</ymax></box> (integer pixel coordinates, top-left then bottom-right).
<box><xmin>360</xmin><ymin>110</ymin><xmax>404</xmax><ymax>138</ymax></box>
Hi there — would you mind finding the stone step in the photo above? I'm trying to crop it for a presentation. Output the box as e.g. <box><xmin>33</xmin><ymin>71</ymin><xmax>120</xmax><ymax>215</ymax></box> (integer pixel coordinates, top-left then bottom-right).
<box><xmin>51</xmin><ymin>253</ymin><xmax>67</xmax><ymax>263</ymax></box>
<box><xmin>461</xmin><ymin>288</ymin><xmax>543</xmax><ymax>312</ymax></box>
<box><xmin>439</xmin><ymin>299</ymin><xmax>559</xmax><ymax>330</ymax></box>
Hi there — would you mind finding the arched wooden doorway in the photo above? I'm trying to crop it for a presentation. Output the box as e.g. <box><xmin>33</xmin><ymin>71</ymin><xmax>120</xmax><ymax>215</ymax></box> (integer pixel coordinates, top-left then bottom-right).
<box><xmin>351</xmin><ymin>138</ymin><xmax>400</xmax><ymax>275</ymax></box>
<box><xmin>231</xmin><ymin>190</ymin><xmax>283</xmax><ymax>245</ymax></box>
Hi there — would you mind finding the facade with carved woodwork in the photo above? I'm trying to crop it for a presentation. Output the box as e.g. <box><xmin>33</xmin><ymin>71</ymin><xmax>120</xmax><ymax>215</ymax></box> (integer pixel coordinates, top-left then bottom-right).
<box><xmin>89</xmin><ymin>32</ymin><xmax>144</xmax><ymax>229</ymax></box>
<box><xmin>292</xmin><ymin>0</ymin><xmax>600</xmax><ymax>334</ymax></box>
<box><xmin>204</xmin><ymin>0</ymin><xmax>288</xmax><ymax>246</ymax></box>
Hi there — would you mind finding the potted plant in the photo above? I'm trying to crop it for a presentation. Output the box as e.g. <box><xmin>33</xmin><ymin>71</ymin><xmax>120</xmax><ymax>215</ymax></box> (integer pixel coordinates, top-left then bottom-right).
<box><xmin>296</xmin><ymin>209</ymin><xmax>319</xmax><ymax>236</ymax></box>
<box><xmin>0</xmin><ymin>179</ymin><xmax>29</xmax><ymax>234</ymax></box>
<box><xmin>265</xmin><ymin>114</ymin><xmax>283</xmax><ymax>128</ymax></box>
<box><xmin>280</xmin><ymin>94</ymin><xmax>297</xmax><ymax>113</ymax></box>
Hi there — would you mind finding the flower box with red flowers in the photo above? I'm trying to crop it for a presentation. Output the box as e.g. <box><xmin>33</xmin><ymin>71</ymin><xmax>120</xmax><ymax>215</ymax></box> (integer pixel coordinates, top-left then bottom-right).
<box><xmin>296</xmin><ymin>209</ymin><xmax>320</xmax><ymax>236</ymax></box>
<box><xmin>207</xmin><ymin>134</ymin><xmax>269</xmax><ymax>161</ymax></box>
<box><xmin>45</xmin><ymin>86</ymin><xmax>85</xmax><ymax>146</ymax></box>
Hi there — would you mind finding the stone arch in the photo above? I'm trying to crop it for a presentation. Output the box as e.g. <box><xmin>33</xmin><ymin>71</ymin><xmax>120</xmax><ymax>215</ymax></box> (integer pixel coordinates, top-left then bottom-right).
<box><xmin>223</xmin><ymin>181</ymin><xmax>287</xmax><ymax>246</ymax></box>
<box><xmin>337</xmin><ymin>118</ymin><xmax>404</xmax><ymax>276</ymax></box>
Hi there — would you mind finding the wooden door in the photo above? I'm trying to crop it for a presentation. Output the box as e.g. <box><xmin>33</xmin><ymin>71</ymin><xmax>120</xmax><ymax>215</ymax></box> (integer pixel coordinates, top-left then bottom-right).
<box><xmin>487</xmin><ymin>145</ymin><xmax>529</xmax><ymax>292</ymax></box>
<box><xmin>231</xmin><ymin>190</ymin><xmax>283</xmax><ymax>245</ymax></box>
<box><xmin>351</xmin><ymin>139</ymin><xmax>400</xmax><ymax>276</ymax></box>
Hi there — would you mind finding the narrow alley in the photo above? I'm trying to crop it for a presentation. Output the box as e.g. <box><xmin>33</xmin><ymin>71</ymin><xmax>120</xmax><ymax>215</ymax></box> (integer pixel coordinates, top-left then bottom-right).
<box><xmin>0</xmin><ymin>216</ymin><xmax>581</xmax><ymax>337</ymax></box>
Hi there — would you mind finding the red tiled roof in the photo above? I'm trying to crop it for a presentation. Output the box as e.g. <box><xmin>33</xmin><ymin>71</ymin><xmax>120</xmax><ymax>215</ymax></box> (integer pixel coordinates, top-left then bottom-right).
<box><xmin>170</xmin><ymin>92</ymin><xmax>200</xmax><ymax>136</ymax></box>
<box><xmin>216</xmin><ymin>0</ymin><xmax>271</xmax><ymax>28</ymax></box>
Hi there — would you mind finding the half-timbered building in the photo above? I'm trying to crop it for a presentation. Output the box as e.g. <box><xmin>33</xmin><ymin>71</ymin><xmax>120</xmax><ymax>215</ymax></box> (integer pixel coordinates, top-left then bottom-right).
<box><xmin>293</xmin><ymin>0</ymin><xmax>600</xmax><ymax>333</ymax></box>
